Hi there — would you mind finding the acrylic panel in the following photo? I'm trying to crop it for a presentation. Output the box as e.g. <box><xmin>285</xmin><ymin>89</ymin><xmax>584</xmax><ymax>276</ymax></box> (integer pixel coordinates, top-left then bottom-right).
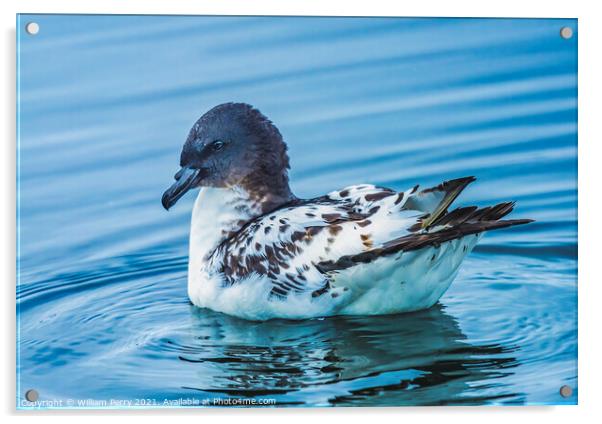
<box><xmin>16</xmin><ymin>15</ymin><xmax>578</xmax><ymax>408</ymax></box>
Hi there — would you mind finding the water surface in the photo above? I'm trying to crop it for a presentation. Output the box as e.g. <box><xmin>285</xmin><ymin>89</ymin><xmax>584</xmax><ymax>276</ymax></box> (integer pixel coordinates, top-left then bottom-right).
<box><xmin>17</xmin><ymin>15</ymin><xmax>577</xmax><ymax>407</ymax></box>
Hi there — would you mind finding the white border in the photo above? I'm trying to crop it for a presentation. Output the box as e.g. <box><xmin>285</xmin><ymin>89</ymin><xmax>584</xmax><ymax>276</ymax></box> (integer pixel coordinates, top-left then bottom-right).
<box><xmin>2</xmin><ymin>0</ymin><xmax>601</xmax><ymax>422</ymax></box>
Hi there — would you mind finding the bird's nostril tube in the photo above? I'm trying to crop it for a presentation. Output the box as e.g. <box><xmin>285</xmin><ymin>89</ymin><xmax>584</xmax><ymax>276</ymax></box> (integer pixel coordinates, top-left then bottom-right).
<box><xmin>174</xmin><ymin>168</ymin><xmax>185</xmax><ymax>180</ymax></box>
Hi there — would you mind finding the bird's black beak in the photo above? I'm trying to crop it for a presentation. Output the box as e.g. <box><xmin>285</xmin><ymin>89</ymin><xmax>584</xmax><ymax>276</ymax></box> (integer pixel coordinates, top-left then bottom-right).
<box><xmin>161</xmin><ymin>167</ymin><xmax>204</xmax><ymax>210</ymax></box>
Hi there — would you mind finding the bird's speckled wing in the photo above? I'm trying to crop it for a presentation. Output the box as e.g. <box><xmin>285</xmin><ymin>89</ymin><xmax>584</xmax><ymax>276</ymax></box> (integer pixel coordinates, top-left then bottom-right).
<box><xmin>210</xmin><ymin>176</ymin><xmax>531</xmax><ymax>299</ymax></box>
<box><xmin>209</xmin><ymin>181</ymin><xmax>430</xmax><ymax>297</ymax></box>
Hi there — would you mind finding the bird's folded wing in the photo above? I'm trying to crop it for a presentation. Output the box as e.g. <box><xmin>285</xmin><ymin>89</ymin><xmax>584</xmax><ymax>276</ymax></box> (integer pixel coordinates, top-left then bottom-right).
<box><xmin>211</xmin><ymin>183</ymin><xmax>424</xmax><ymax>296</ymax></box>
<box><xmin>212</xmin><ymin>177</ymin><xmax>529</xmax><ymax>298</ymax></box>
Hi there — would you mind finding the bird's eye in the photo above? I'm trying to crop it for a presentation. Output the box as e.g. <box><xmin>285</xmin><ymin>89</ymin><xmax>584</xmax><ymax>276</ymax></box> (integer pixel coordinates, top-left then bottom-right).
<box><xmin>212</xmin><ymin>140</ymin><xmax>225</xmax><ymax>151</ymax></box>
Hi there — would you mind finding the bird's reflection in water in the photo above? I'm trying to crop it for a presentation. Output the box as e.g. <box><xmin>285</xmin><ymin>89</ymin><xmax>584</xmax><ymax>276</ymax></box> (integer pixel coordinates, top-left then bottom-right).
<box><xmin>178</xmin><ymin>304</ymin><xmax>524</xmax><ymax>406</ymax></box>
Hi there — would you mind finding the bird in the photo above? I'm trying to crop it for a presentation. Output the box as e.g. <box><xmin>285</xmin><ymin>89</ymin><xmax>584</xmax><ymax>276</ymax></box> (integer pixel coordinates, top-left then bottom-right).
<box><xmin>162</xmin><ymin>102</ymin><xmax>533</xmax><ymax>321</ymax></box>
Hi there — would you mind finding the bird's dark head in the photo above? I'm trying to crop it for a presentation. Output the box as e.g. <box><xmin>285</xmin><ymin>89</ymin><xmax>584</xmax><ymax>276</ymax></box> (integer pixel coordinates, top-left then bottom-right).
<box><xmin>162</xmin><ymin>103</ymin><xmax>293</xmax><ymax>210</ymax></box>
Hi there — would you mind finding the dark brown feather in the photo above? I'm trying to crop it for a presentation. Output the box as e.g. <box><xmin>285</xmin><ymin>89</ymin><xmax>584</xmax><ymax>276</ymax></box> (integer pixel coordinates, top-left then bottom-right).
<box><xmin>317</xmin><ymin>215</ymin><xmax>533</xmax><ymax>273</ymax></box>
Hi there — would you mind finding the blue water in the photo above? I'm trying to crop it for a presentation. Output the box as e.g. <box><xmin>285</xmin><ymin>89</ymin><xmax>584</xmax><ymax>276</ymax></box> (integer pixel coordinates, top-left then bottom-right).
<box><xmin>16</xmin><ymin>15</ymin><xmax>577</xmax><ymax>407</ymax></box>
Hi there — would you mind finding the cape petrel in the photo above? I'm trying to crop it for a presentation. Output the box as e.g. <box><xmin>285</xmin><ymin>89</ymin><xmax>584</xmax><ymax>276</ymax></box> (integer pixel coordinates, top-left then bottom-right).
<box><xmin>162</xmin><ymin>102</ymin><xmax>533</xmax><ymax>320</ymax></box>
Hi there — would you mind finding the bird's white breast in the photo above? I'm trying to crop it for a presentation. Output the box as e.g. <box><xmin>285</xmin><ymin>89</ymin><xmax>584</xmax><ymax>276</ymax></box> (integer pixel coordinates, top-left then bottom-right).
<box><xmin>189</xmin><ymin>187</ymin><xmax>256</xmax><ymax>269</ymax></box>
<box><xmin>187</xmin><ymin>187</ymin><xmax>262</xmax><ymax>308</ymax></box>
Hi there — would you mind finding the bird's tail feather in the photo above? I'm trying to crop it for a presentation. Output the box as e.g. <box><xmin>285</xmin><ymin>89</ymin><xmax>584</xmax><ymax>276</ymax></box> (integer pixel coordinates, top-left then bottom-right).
<box><xmin>401</xmin><ymin>176</ymin><xmax>476</xmax><ymax>229</ymax></box>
